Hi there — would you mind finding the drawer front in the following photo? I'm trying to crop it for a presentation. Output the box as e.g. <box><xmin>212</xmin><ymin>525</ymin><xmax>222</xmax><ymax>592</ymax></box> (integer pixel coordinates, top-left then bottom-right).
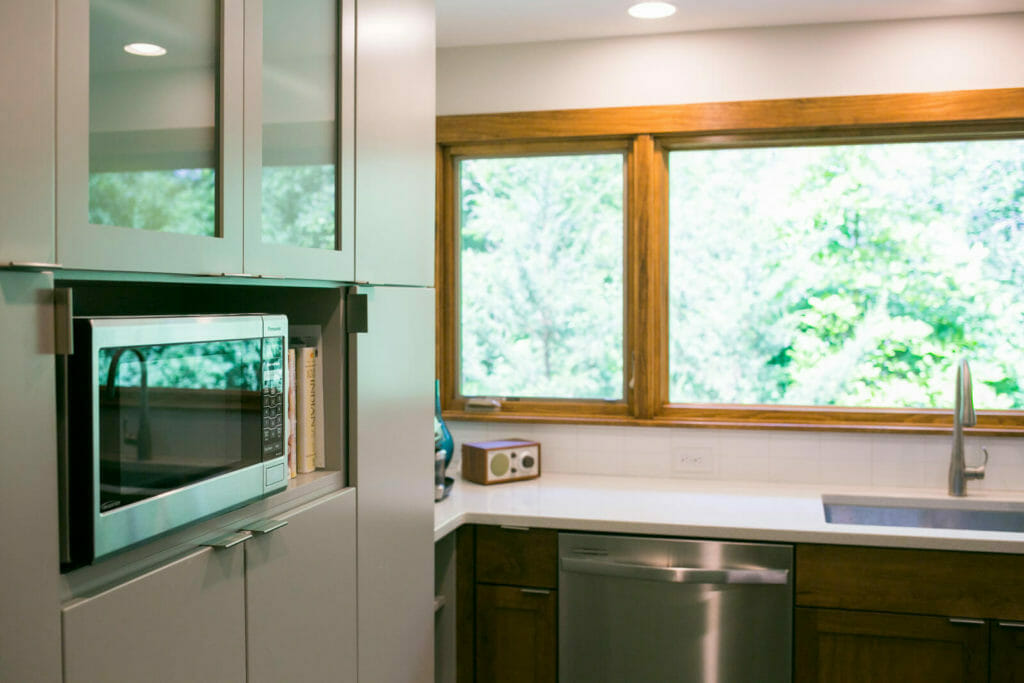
<box><xmin>476</xmin><ymin>525</ymin><xmax>558</xmax><ymax>589</ymax></box>
<box><xmin>797</xmin><ymin>544</ymin><xmax>1024</xmax><ymax>620</ymax></box>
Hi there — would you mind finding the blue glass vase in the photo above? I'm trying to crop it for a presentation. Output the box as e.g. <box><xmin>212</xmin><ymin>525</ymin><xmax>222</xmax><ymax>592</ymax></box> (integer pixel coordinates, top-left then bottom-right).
<box><xmin>434</xmin><ymin>379</ymin><xmax>454</xmax><ymax>468</ymax></box>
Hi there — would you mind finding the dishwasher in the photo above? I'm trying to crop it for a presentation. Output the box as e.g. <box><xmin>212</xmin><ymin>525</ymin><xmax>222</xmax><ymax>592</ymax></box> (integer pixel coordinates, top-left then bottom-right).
<box><xmin>559</xmin><ymin>533</ymin><xmax>793</xmax><ymax>682</ymax></box>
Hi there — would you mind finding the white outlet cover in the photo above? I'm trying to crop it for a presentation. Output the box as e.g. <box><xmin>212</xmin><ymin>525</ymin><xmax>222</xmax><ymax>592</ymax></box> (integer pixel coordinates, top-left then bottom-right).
<box><xmin>672</xmin><ymin>447</ymin><xmax>716</xmax><ymax>474</ymax></box>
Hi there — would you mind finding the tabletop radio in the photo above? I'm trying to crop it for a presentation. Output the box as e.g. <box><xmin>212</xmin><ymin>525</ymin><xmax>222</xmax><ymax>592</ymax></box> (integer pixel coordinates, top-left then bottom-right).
<box><xmin>462</xmin><ymin>439</ymin><xmax>540</xmax><ymax>485</ymax></box>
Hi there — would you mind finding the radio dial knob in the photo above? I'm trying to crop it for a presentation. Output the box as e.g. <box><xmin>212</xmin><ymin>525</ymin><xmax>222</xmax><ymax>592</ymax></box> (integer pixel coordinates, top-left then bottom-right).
<box><xmin>522</xmin><ymin>455</ymin><xmax>535</xmax><ymax>469</ymax></box>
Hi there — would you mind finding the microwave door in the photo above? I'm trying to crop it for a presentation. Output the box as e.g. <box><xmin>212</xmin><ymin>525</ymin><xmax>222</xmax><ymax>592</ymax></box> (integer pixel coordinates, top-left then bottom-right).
<box><xmin>98</xmin><ymin>338</ymin><xmax>263</xmax><ymax>512</ymax></box>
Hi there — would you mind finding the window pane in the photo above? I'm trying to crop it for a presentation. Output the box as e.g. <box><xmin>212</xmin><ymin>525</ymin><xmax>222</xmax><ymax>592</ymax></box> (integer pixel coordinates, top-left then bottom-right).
<box><xmin>261</xmin><ymin>0</ymin><xmax>337</xmax><ymax>250</ymax></box>
<box><xmin>459</xmin><ymin>154</ymin><xmax>624</xmax><ymax>399</ymax></box>
<box><xmin>89</xmin><ymin>0</ymin><xmax>219</xmax><ymax>236</ymax></box>
<box><xmin>668</xmin><ymin>140</ymin><xmax>1024</xmax><ymax>409</ymax></box>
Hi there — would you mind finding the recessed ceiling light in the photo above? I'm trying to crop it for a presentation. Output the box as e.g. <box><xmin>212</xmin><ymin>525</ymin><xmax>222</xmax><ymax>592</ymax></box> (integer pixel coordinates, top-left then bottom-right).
<box><xmin>627</xmin><ymin>2</ymin><xmax>677</xmax><ymax>19</ymax></box>
<box><xmin>123</xmin><ymin>42</ymin><xmax>167</xmax><ymax>57</ymax></box>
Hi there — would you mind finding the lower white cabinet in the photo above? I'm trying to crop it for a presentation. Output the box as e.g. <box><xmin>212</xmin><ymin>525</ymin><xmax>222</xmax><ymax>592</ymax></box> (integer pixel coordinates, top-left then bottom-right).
<box><xmin>62</xmin><ymin>488</ymin><xmax>356</xmax><ymax>683</ymax></box>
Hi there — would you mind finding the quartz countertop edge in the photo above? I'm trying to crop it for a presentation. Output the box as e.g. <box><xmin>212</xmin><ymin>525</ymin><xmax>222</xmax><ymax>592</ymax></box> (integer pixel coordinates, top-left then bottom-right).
<box><xmin>433</xmin><ymin>473</ymin><xmax>1024</xmax><ymax>554</ymax></box>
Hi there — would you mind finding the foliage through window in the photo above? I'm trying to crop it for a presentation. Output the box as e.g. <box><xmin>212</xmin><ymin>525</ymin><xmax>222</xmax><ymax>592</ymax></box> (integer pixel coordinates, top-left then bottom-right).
<box><xmin>458</xmin><ymin>153</ymin><xmax>624</xmax><ymax>400</ymax></box>
<box><xmin>668</xmin><ymin>140</ymin><xmax>1024</xmax><ymax>410</ymax></box>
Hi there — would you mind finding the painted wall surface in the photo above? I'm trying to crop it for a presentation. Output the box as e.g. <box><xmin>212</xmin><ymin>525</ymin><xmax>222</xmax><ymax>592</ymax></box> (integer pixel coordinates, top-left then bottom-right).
<box><xmin>438</xmin><ymin>13</ymin><xmax>1024</xmax><ymax>485</ymax></box>
<box><xmin>437</xmin><ymin>13</ymin><xmax>1024</xmax><ymax>115</ymax></box>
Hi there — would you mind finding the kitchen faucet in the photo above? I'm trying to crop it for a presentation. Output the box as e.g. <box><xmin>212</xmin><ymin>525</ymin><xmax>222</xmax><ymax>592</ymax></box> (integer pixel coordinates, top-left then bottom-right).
<box><xmin>948</xmin><ymin>358</ymin><xmax>987</xmax><ymax>496</ymax></box>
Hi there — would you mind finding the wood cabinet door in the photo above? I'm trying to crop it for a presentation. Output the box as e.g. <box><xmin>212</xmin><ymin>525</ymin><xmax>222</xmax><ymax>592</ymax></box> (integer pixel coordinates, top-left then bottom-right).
<box><xmin>795</xmin><ymin>607</ymin><xmax>987</xmax><ymax>683</ymax></box>
<box><xmin>244</xmin><ymin>488</ymin><xmax>356</xmax><ymax>683</ymax></box>
<box><xmin>992</xmin><ymin>622</ymin><xmax>1024</xmax><ymax>683</ymax></box>
<box><xmin>475</xmin><ymin>584</ymin><xmax>557</xmax><ymax>683</ymax></box>
<box><xmin>62</xmin><ymin>546</ymin><xmax>247</xmax><ymax>683</ymax></box>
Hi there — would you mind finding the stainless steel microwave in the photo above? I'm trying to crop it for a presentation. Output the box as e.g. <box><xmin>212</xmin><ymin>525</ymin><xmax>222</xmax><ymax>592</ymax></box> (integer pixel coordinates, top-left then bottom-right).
<box><xmin>58</xmin><ymin>314</ymin><xmax>288</xmax><ymax>571</ymax></box>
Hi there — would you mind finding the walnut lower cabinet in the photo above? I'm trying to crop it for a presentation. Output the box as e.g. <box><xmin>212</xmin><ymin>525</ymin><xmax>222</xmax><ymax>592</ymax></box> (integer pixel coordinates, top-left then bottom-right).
<box><xmin>469</xmin><ymin>525</ymin><xmax>558</xmax><ymax>683</ymax></box>
<box><xmin>62</xmin><ymin>488</ymin><xmax>356</xmax><ymax>683</ymax></box>
<box><xmin>795</xmin><ymin>544</ymin><xmax>1024</xmax><ymax>683</ymax></box>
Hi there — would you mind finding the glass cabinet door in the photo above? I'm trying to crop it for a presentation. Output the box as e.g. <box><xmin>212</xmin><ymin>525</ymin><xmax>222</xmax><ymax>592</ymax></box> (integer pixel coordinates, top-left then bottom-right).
<box><xmin>57</xmin><ymin>0</ymin><xmax>244</xmax><ymax>274</ymax></box>
<box><xmin>242</xmin><ymin>0</ymin><xmax>355</xmax><ymax>281</ymax></box>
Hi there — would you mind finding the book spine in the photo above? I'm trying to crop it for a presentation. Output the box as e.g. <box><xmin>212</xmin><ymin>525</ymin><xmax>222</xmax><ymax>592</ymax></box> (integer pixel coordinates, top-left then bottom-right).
<box><xmin>295</xmin><ymin>346</ymin><xmax>318</xmax><ymax>474</ymax></box>
<box><xmin>313</xmin><ymin>340</ymin><xmax>325</xmax><ymax>469</ymax></box>
<box><xmin>287</xmin><ymin>346</ymin><xmax>297</xmax><ymax>479</ymax></box>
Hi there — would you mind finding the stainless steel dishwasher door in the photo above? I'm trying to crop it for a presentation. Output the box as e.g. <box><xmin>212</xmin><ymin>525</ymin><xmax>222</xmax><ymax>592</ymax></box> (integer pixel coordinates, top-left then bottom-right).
<box><xmin>559</xmin><ymin>533</ymin><xmax>793</xmax><ymax>683</ymax></box>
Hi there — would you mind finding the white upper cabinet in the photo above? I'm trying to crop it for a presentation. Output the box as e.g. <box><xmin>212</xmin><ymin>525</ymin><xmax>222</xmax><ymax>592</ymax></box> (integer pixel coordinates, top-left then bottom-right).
<box><xmin>0</xmin><ymin>1</ymin><xmax>57</xmax><ymax>266</ymax></box>
<box><xmin>242</xmin><ymin>0</ymin><xmax>355</xmax><ymax>280</ymax></box>
<box><xmin>55</xmin><ymin>0</ymin><xmax>355</xmax><ymax>280</ymax></box>
<box><xmin>354</xmin><ymin>0</ymin><xmax>435</xmax><ymax>286</ymax></box>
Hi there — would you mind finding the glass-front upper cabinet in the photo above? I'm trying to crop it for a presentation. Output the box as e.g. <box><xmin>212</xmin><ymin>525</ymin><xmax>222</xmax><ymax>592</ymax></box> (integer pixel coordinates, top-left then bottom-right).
<box><xmin>57</xmin><ymin>0</ymin><xmax>244</xmax><ymax>274</ymax></box>
<box><xmin>242</xmin><ymin>0</ymin><xmax>355</xmax><ymax>280</ymax></box>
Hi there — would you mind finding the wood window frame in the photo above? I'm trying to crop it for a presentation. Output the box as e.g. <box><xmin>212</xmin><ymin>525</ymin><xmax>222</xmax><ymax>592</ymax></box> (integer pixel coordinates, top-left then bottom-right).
<box><xmin>436</xmin><ymin>88</ymin><xmax>1024</xmax><ymax>434</ymax></box>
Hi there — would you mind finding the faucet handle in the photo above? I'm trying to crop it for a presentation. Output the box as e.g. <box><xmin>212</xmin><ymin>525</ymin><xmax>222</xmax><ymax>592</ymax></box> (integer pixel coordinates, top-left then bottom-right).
<box><xmin>965</xmin><ymin>447</ymin><xmax>989</xmax><ymax>481</ymax></box>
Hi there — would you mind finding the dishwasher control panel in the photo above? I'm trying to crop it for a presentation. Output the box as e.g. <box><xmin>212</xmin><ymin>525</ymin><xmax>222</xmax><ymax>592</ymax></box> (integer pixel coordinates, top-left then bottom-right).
<box><xmin>462</xmin><ymin>439</ymin><xmax>541</xmax><ymax>485</ymax></box>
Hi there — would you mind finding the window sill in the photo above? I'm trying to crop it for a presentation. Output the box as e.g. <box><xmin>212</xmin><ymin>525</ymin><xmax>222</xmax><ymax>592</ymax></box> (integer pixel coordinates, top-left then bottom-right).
<box><xmin>442</xmin><ymin>409</ymin><xmax>1024</xmax><ymax>437</ymax></box>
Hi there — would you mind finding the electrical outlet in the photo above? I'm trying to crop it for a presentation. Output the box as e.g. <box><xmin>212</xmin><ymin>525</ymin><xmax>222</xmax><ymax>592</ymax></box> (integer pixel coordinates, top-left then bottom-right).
<box><xmin>672</xmin><ymin>447</ymin><xmax>715</xmax><ymax>474</ymax></box>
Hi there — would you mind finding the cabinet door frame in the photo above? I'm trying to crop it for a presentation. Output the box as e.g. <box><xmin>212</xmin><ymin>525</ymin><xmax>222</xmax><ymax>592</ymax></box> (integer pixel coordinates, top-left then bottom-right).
<box><xmin>241</xmin><ymin>0</ymin><xmax>355</xmax><ymax>281</ymax></box>
<box><xmin>56</xmin><ymin>0</ymin><xmax>244</xmax><ymax>275</ymax></box>
<box><xmin>795</xmin><ymin>607</ymin><xmax>989</xmax><ymax>683</ymax></box>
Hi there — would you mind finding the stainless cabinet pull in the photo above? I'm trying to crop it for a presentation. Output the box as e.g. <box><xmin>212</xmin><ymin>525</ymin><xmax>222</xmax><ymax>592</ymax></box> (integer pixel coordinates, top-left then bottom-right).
<box><xmin>560</xmin><ymin>556</ymin><xmax>789</xmax><ymax>585</ymax></box>
<box><xmin>500</xmin><ymin>525</ymin><xmax>530</xmax><ymax>532</ymax></box>
<box><xmin>948</xmin><ymin>618</ymin><xmax>985</xmax><ymax>626</ymax></box>
<box><xmin>202</xmin><ymin>530</ymin><xmax>253</xmax><ymax>549</ymax></box>
<box><xmin>521</xmin><ymin>588</ymin><xmax>551</xmax><ymax>596</ymax></box>
<box><xmin>434</xmin><ymin>595</ymin><xmax>447</xmax><ymax>613</ymax></box>
<box><xmin>4</xmin><ymin>261</ymin><xmax>64</xmax><ymax>271</ymax></box>
<box><xmin>998</xmin><ymin>621</ymin><xmax>1024</xmax><ymax>629</ymax></box>
<box><xmin>239</xmin><ymin>519</ymin><xmax>288</xmax><ymax>535</ymax></box>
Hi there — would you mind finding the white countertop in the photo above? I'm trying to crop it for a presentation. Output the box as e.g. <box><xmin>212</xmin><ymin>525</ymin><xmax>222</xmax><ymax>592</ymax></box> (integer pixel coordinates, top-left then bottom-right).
<box><xmin>434</xmin><ymin>473</ymin><xmax>1024</xmax><ymax>554</ymax></box>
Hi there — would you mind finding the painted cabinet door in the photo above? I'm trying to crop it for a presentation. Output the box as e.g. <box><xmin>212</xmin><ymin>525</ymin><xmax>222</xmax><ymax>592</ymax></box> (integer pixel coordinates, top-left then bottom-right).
<box><xmin>0</xmin><ymin>272</ymin><xmax>62</xmax><ymax>683</ymax></box>
<box><xmin>795</xmin><ymin>607</ymin><xmax>988</xmax><ymax>683</ymax></box>
<box><xmin>62</xmin><ymin>546</ymin><xmax>247</xmax><ymax>683</ymax></box>
<box><xmin>245</xmin><ymin>488</ymin><xmax>357</xmax><ymax>683</ymax></box>
<box><xmin>241</xmin><ymin>0</ymin><xmax>355</xmax><ymax>281</ymax></box>
<box><xmin>351</xmin><ymin>286</ymin><xmax>434</xmax><ymax>682</ymax></box>
<box><xmin>55</xmin><ymin>0</ymin><xmax>244</xmax><ymax>275</ymax></box>
<box><xmin>0</xmin><ymin>2</ymin><xmax>56</xmax><ymax>266</ymax></box>
<box><xmin>354</xmin><ymin>0</ymin><xmax>435</xmax><ymax>286</ymax></box>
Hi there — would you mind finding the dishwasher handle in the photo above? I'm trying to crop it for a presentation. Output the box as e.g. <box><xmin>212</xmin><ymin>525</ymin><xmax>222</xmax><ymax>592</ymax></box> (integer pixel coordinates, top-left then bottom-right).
<box><xmin>561</xmin><ymin>556</ymin><xmax>789</xmax><ymax>585</ymax></box>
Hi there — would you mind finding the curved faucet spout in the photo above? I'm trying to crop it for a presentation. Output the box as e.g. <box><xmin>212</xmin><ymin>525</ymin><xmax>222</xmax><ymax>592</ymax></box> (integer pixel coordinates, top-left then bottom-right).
<box><xmin>948</xmin><ymin>358</ymin><xmax>983</xmax><ymax>496</ymax></box>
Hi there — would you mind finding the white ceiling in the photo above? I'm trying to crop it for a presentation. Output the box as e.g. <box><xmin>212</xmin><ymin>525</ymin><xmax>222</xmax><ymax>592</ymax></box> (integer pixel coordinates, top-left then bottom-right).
<box><xmin>436</xmin><ymin>0</ymin><xmax>1024</xmax><ymax>48</ymax></box>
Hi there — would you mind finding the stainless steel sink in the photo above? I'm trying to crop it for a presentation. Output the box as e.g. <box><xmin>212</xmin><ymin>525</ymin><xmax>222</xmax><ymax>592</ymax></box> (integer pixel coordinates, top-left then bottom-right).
<box><xmin>822</xmin><ymin>494</ymin><xmax>1024</xmax><ymax>533</ymax></box>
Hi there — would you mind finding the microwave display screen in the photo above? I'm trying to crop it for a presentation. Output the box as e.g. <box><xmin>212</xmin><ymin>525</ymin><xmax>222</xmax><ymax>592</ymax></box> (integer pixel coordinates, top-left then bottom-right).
<box><xmin>97</xmin><ymin>338</ymin><xmax>264</xmax><ymax>511</ymax></box>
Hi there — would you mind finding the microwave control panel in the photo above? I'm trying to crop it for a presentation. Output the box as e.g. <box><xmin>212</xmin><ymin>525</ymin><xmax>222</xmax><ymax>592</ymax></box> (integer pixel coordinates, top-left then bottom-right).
<box><xmin>261</xmin><ymin>335</ymin><xmax>285</xmax><ymax>460</ymax></box>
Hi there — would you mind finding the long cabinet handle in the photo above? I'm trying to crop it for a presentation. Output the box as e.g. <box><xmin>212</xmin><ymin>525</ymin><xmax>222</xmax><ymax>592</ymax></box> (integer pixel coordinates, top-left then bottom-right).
<box><xmin>239</xmin><ymin>519</ymin><xmax>288</xmax><ymax>535</ymax></box>
<box><xmin>948</xmin><ymin>618</ymin><xmax>986</xmax><ymax>626</ymax></box>
<box><xmin>202</xmin><ymin>530</ymin><xmax>253</xmax><ymax>549</ymax></box>
<box><xmin>998</xmin><ymin>621</ymin><xmax>1024</xmax><ymax>629</ymax></box>
<box><xmin>3</xmin><ymin>261</ymin><xmax>64</xmax><ymax>271</ymax></box>
<box><xmin>560</xmin><ymin>556</ymin><xmax>789</xmax><ymax>585</ymax></box>
<box><xmin>521</xmin><ymin>588</ymin><xmax>551</xmax><ymax>596</ymax></box>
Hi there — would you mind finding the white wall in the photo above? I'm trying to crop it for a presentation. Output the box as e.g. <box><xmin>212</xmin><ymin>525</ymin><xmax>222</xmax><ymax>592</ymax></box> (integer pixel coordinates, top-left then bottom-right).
<box><xmin>438</xmin><ymin>13</ymin><xmax>1024</xmax><ymax>488</ymax></box>
<box><xmin>437</xmin><ymin>13</ymin><xmax>1024</xmax><ymax>115</ymax></box>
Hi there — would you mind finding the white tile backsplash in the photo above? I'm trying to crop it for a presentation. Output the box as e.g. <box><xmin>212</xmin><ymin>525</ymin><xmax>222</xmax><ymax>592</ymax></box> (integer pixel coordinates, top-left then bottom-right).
<box><xmin>446</xmin><ymin>420</ymin><xmax>1024</xmax><ymax>491</ymax></box>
